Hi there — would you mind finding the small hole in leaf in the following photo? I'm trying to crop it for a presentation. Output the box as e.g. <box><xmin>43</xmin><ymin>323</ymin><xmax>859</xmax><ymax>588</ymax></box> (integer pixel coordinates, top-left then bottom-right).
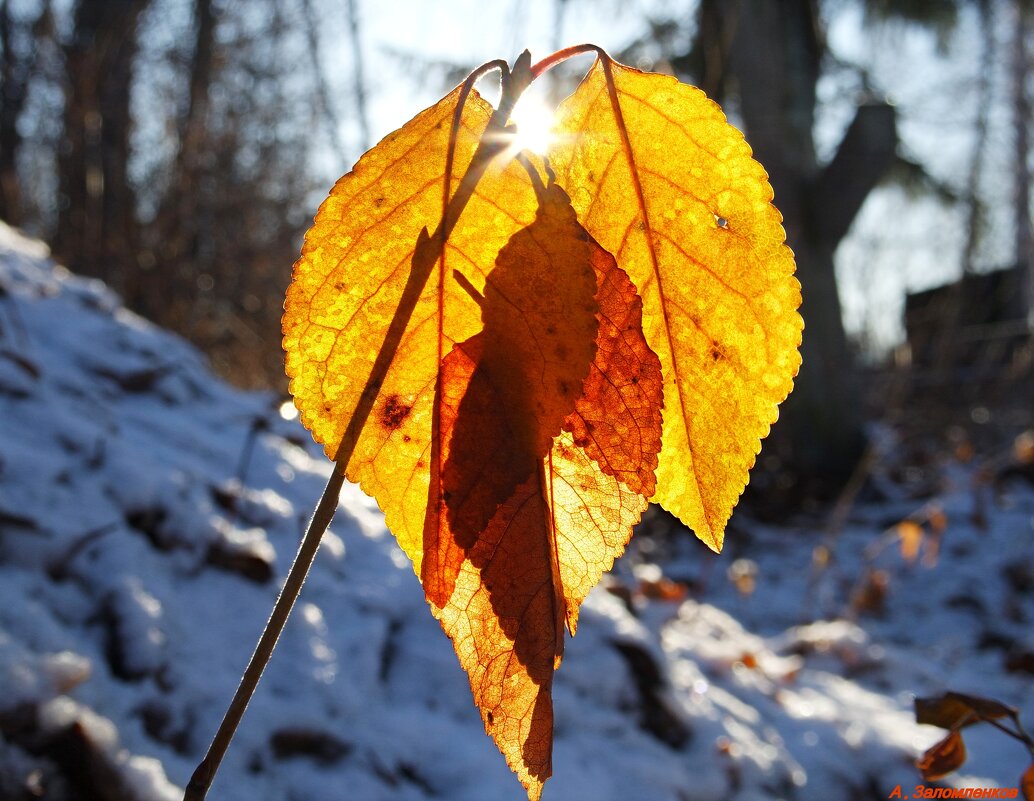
<box><xmin>715</xmin><ymin>214</ymin><xmax>729</xmax><ymax>229</ymax></box>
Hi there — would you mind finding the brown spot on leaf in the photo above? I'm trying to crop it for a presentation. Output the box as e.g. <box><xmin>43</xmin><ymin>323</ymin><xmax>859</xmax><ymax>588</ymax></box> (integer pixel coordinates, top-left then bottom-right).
<box><xmin>379</xmin><ymin>395</ymin><xmax>412</xmax><ymax>431</ymax></box>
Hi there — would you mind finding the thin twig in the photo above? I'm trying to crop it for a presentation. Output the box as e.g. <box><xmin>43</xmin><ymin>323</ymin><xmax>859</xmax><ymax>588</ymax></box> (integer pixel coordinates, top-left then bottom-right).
<box><xmin>1007</xmin><ymin>711</ymin><xmax>1034</xmax><ymax>759</ymax></box>
<box><xmin>184</xmin><ymin>466</ymin><xmax>346</xmax><ymax>800</ymax></box>
<box><xmin>978</xmin><ymin>716</ymin><xmax>1028</xmax><ymax>747</ymax></box>
<box><xmin>183</xmin><ymin>51</ymin><xmax>535</xmax><ymax>801</ymax></box>
<box><xmin>346</xmin><ymin>0</ymin><xmax>371</xmax><ymax>152</ymax></box>
<box><xmin>300</xmin><ymin>0</ymin><xmax>351</xmax><ymax>168</ymax></box>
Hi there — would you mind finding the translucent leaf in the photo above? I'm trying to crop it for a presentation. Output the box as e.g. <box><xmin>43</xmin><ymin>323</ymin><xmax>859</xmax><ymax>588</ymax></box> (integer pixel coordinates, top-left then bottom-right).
<box><xmin>550</xmin><ymin>58</ymin><xmax>802</xmax><ymax>550</ymax></box>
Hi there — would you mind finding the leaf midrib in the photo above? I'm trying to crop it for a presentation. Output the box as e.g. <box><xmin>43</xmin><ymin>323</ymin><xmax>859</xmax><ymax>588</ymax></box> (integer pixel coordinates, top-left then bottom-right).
<box><xmin>596</xmin><ymin>59</ymin><xmax>713</xmax><ymax>542</ymax></box>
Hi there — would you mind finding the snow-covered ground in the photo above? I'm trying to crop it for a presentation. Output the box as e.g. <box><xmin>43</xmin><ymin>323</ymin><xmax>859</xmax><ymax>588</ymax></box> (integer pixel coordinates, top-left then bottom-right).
<box><xmin>0</xmin><ymin>219</ymin><xmax>1030</xmax><ymax>801</ymax></box>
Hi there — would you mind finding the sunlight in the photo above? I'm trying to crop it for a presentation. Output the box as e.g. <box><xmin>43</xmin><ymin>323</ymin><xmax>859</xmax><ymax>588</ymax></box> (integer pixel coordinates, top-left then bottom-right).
<box><xmin>505</xmin><ymin>93</ymin><xmax>557</xmax><ymax>156</ymax></box>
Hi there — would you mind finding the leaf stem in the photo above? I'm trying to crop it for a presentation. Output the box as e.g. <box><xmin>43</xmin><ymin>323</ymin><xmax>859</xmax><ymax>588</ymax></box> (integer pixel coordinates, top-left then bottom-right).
<box><xmin>980</xmin><ymin>716</ymin><xmax>1029</xmax><ymax>748</ymax></box>
<box><xmin>183</xmin><ymin>52</ymin><xmax>537</xmax><ymax>801</ymax></box>
<box><xmin>1006</xmin><ymin>712</ymin><xmax>1034</xmax><ymax>759</ymax></box>
<box><xmin>530</xmin><ymin>43</ymin><xmax>607</xmax><ymax>79</ymax></box>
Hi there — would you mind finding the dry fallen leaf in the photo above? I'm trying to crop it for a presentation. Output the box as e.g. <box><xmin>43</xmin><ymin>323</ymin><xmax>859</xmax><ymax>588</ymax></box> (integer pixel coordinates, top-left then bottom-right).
<box><xmin>851</xmin><ymin>568</ymin><xmax>889</xmax><ymax>616</ymax></box>
<box><xmin>1015</xmin><ymin>431</ymin><xmax>1034</xmax><ymax>465</ymax></box>
<box><xmin>928</xmin><ymin>505</ymin><xmax>948</xmax><ymax>534</ymax></box>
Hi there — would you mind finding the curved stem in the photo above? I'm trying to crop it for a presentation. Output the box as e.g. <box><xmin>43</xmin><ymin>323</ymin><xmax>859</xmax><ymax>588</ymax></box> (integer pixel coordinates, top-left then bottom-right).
<box><xmin>183</xmin><ymin>53</ymin><xmax>534</xmax><ymax>801</ymax></box>
<box><xmin>444</xmin><ymin>58</ymin><xmax>509</xmax><ymax>239</ymax></box>
<box><xmin>531</xmin><ymin>43</ymin><xmax>607</xmax><ymax>79</ymax></box>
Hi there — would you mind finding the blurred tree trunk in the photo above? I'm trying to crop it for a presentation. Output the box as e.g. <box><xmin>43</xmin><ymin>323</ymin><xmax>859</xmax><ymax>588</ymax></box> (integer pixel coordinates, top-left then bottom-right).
<box><xmin>141</xmin><ymin>0</ymin><xmax>214</xmax><ymax>321</ymax></box>
<box><xmin>683</xmin><ymin>0</ymin><xmax>898</xmax><ymax>494</ymax></box>
<box><xmin>1012</xmin><ymin>0</ymin><xmax>1034</xmax><ymax>321</ymax></box>
<box><xmin>53</xmin><ymin>0</ymin><xmax>150</xmax><ymax>290</ymax></box>
<box><xmin>0</xmin><ymin>4</ymin><xmax>25</xmax><ymax>225</ymax></box>
<box><xmin>933</xmin><ymin>0</ymin><xmax>993</xmax><ymax>371</ymax></box>
<box><xmin>0</xmin><ymin>2</ymin><xmax>50</xmax><ymax>225</ymax></box>
<box><xmin>961</xmin><ymin>0</ymin><xmax>993</xmax><ymax>277</ymax></box>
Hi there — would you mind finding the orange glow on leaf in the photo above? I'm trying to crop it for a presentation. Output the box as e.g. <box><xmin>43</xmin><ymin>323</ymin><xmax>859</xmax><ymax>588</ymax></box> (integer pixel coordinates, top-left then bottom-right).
<box><xmin>283</xmin><ymin>50</ymin><xmax>800</xmax><ymax>801</ymax></box>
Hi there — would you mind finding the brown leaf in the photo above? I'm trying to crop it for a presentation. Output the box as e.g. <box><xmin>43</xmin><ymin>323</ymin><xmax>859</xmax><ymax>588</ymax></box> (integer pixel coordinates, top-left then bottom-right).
<box><xmin>422</xmin><ymin>182</ymin><xmax>662</xmax><ymax>798</ymax></box>
<box><xmin>1021</xmin><ymin>762</ymin><xmax>1034</xmax><ymax>801</ymax></box>
<box><xmin>639</xmin><ymin>577</ymin><xmax>688</xmax><ymax>602</ymax></box>
<box><xmin>916</xmin><ymin>730</ymin><xmax>967</xmax><ymax>781</ymax></box>
<box><xmin>851</xmin><ymin>568</ymin><xmax>889</xmax><ymax>615</ymax></box>
<box><xmin>928</xmin><ymin>505</ymin><xmax>948</xmax><ymax>534</ymax></box>
<box><xmin>1014</xmin><ymin>431</ymin><xmax>1034</xmax><ymax>465</ymax></box>
<box><xmin>914</xmin><ymin>691</ymin><xmax>1015</xmax><ymax>730</ymax></box>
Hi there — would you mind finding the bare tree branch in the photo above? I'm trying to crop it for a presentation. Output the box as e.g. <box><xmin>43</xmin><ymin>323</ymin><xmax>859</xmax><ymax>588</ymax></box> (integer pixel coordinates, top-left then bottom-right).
<box><xmin>347</xmin><ymin>0</ymin><xmax>371</xmax><ymax>153</ymax></box>
<box><xmin>301</xmin><ymin>0</ymin><xmax>350</xmax><ymax>169</ymax></box>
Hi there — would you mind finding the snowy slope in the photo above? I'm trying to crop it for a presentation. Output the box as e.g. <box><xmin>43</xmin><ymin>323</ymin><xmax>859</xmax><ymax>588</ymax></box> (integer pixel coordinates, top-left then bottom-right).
<box><xmin>0</xmin><ymin>220</ymin><xmax>1031</xmax><ymax>801</ymax></box>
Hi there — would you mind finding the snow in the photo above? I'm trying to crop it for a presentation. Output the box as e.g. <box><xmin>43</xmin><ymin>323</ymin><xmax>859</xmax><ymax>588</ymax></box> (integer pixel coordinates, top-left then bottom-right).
<box><xmin>0</xmin><ymin>218</ymin><xmax>1031</xmax><ymax>800</ymax></box>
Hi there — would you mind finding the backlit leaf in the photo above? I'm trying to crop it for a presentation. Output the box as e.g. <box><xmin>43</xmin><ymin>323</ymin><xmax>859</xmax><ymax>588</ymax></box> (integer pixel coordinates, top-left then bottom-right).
<box><xmin>284</xmin><ymin>49</ymin><xmax>797</xmax><ymax>801</ymax></box>
<box><xmin>284</xmin><ymin>84</ymin><xmax>542</xmax><ymax>573</ymax></box>
<box><xmin>426</xmin><ymin>181</ymin><xmax>599</xmax><ymax>553</ymax></box>
<box><xmin>549</xmin><ymin>58</ymin><xmax>803</xmax><ymax>550</ymax></box>
<box><xmin>422</xmin><ymin>182</ymin><xmax>661</xmax><ymax>797</ymax></box>
<box><xmin>552</xmin><ymin>236</ymin><xmax>663</xmax><ymax>634</ymax></box>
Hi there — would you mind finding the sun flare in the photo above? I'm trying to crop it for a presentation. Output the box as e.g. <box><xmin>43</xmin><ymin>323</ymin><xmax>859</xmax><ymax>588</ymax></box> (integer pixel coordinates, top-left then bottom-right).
<box><xmin>506</xmin><ymin>93</ymin><xmax>557</xmax><ymax>156</ymax></box>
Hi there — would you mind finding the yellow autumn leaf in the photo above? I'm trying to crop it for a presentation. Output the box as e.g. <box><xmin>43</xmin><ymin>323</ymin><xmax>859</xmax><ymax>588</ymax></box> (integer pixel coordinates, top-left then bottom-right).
<box><xmin>281</xmin><ymin>49</ymin><xmax>800</xmax><ymax>801</ymax></box>
<box><xmin>549</xmin><ymin>57</ymin><xmax>803</xmax><ymax>551</ymax></box>
<box><xmin>284</xmin><ymin>82</ymin><xmax>543</xmax><ymax>573</ymax></box>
